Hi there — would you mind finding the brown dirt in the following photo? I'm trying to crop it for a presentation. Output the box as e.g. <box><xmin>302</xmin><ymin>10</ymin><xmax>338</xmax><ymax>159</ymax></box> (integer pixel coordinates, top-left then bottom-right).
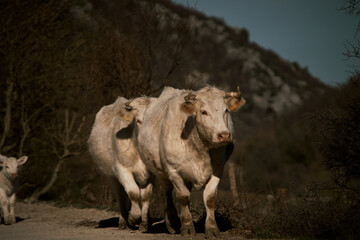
<box><xmin>0</xmin><ymin>201</ymin><xmax>248</xmax><ymax>240</ymax></box>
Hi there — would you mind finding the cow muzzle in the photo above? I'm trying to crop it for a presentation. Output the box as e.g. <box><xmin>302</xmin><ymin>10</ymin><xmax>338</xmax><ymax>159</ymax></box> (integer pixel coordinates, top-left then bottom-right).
<box><xmin>217</xmin><ymin>132</ymin><xmax>232</xmax><ymax>143</ymax></box>
<box><xmin>10</xmin><ymin>172</ymin><xmax>18</xmax><ymax>179</ymax></box>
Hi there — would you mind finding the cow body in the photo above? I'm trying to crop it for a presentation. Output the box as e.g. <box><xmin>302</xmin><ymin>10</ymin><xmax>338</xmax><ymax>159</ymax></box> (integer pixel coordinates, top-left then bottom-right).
<box><xmin>88</xmin><ymin>96</ymin><xmax>153</xmax><ymax>230</ymax></box>
<box><xmin>0</xmin><ymin>155</ymin><xmax>28</xmax><ymax>225</ymax></box>
<box><xmin>137</xmin><ymin>86</ymin><xmax>245</xmax><ymax>237</ymax></box>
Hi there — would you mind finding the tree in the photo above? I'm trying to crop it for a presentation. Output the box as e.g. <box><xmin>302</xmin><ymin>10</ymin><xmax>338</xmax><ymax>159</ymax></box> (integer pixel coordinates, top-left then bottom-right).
<box><xmin>88</xmin><ymin>0</ymin><xmax>191</xmax><ymax>100</ymax></box>
<box><xmin>27</xmin><ymin>109</ymin><xmax>86</xmax><ymax>202</ymax></box>
<box><xmin>0</xmin><ymin>0</ymin><xmax>87</xmax><ymax>156</ymax></box>
<box><xmin>1</xmin><ymin>0</ymin><xmax>192</xmax><ymax>202</ymax></box>
<box><xmin>342</xmin><ymin>0</ymin><xmax>360</xmax><ymax>69</ymax></box>
<box><xmin>0</xmin><ymin>0</ymin><xmax>92</xmax><ymax>200</ymax></box>
<box><xmin>316</xmin><ymin>0</ymin><xmax>360</xmax><ymax>194</ymax></box>
<box><xmin>318</xmin><ymin>77</ymin><xmax>360</xmax><ymax>193</ymax></box>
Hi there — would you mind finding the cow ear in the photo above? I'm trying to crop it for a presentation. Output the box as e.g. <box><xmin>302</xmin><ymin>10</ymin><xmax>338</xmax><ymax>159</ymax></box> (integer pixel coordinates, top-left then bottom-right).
<box><xmin>0</xmin><ymin>154</ymin><xmax>7</xmax><ymax>166</ymax></box>
<box><xmin>181</xmin><ymin>92</ymin><xmax>197</xmax><ymax>115</ymax></box>
<box><xmin>117</xmin><ymin>107</ymin><xmax>134</xmax><ymax>121</ymax></box>
<box><xmin>128</xmin><ymin>97</ymin><xmax>151</xmax><ymax>111</ymax></box>
<box><xmin>181</xmin><ymin>102</ymin><xmax>196</xmax><ymax>115</ymax></box>
<box><xmin>226</xmin><ymin>97</ymin><xmax>246</xmax><ymax>112</ymax></box>
<box><xmin>17</xmin><ymin>156</ymin><xmax>28</xmax><ymax>165</ymax></box>
<box><xmin>0</xmin><ymin>155</ymin><xmax>5</xmax><ymax>166</ymax></box>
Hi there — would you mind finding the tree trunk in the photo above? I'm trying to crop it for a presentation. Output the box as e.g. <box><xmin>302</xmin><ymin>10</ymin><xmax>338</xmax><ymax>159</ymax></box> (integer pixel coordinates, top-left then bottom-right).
<box><xmin>0</xmin><ymin>79</ymin><xmax>14</xmax><ymax>151</ymax></box>
<box><xmin>228</xmin><ymin>161</ymin><xmax>239</xmax><ymax>206</ymax></box>
<box><xmin>238</xmin><ymin>161</ymin><xmax>247</xmax><ymax>209</ymax></box>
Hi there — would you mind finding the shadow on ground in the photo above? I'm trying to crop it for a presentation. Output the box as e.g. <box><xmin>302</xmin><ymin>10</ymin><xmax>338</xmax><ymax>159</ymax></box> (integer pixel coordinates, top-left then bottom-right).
<box><xmin>0</xmin><ymin>217</ymin><xmax>26</xmax><ymax>225</ymax></box>
<box><xmin>94</xmin><ymin>215</ymin><xmax>232</xmax><ymax>234</ymax></box>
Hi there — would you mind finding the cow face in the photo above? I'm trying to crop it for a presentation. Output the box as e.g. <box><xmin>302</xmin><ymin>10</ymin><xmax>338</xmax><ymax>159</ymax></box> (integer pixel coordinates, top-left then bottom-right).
<box><xmin>0</xmin><ymin>155</ymin><xmax>28</xmax><ymax>180</ymax></box>
<box><xmin>181</xmin><ymin>87</ymin><xmax>245</xmax><ymax>146</ymax></box>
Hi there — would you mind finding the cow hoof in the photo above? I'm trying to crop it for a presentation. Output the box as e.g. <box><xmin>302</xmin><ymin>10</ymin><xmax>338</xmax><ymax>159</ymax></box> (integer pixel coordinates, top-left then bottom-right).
<box><xmin>118</xmin><ymin>219</ymin><xmax>127</xmax><ymax>230</ymax></box>
<box><xmin>11</xmin><ymin>218</ymin><xmax>16</xmax><ymax>224</ymax></box>
<box><xmin>138</xmin><ymin>222</ymin><xmax>148</xmax><ymax>232</ymax></box>
<box><xmin>165</xmin><ymin>221</ymin><xmax>176</xmax><ymax>234</ymax></box>
<box><xmin>205</xmin><ymin>227</ymin><xmax>221</xmax><ymax>239</ymax></box>
<box><xmin>4</xmin><ymin>217</ymin><xmax>12</xmax><ymax>225</ymax></box>
<box><xmin>128</xmin><ymin>214</ymin><xmax>141</xmax><ymax>227</ymax></box>
<box><xmin>4</xmin><ymin>221</ymin><xmax>12</xmax><ymax>225</ymax></box>
<box><xmin>181</xmin><ymin>224</ymin><xmax>196</xmax><ymax>236</ymax></box>
<box><xmin>165</xmin><ymin>216</ymin><xmax>177</xmax><ymax>234</ymax></box>
<box><xmin>139</xmin><ymin>221</ymin><xmax>149</xmax><ymax>232</ymax></box>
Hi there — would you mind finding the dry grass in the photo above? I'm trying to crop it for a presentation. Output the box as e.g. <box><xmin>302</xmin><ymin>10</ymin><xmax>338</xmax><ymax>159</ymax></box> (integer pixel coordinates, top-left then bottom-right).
<box><xmin>214</xmin><ymin>188</ymin><xmax>360</xmax><ymax>239</ymax></box>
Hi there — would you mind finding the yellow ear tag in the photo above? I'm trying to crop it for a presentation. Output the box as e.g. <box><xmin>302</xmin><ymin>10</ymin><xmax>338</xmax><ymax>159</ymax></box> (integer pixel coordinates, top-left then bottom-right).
<box><xmin>229</xmin><ymin>98</ymin><xmax>245</xmax><ymax>112</ymax></box>
<box><xmin>121</xmin><ymin>116</ymin><xmax>132</xmax><ymax>121</ymax></box>
<box><xmin>229</xmin><ymin>102</ymin><xmax>239</xmax><ymax>111</ymax></box>
<box><xmin>117</xmin><ymin>109</ymin><xmax>132</xmax><ymax>121</ymax></box>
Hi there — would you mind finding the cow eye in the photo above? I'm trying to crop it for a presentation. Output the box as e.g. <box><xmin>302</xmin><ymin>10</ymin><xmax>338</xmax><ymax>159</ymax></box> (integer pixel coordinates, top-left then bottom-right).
<box><xmin>225</xmin><ymin>108</ymin><xmax>229</xmax><ymax>113</ymax></box>
<box><xmin>200</xmin><ymin>110</ymin><xmax>208</xmax><ymax>116</ymax></box>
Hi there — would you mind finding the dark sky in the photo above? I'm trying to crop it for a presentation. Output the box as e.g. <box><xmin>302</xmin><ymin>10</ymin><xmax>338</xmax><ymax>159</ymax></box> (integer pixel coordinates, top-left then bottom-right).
<box><xmin>173</xmin><ymin>0</ymin><xmax>359</xmax><ymax>86</ymax></box>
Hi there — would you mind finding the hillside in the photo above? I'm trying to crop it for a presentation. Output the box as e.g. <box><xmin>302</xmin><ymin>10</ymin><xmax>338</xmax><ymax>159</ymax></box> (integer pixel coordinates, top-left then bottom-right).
<box><xmin>75</xmin><ymin>0</ymin><xmax>328</xmax><ymax>119</ymax></box>
<box><xmin>146</xmin><ymin>0</ymin><xmax>328</xmax><ymax>116</ymax></box>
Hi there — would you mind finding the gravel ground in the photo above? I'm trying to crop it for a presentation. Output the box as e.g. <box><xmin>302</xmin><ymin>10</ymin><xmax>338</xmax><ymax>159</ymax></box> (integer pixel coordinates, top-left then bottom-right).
<box><xmin>0</xmin><ymin>201</ymin><xmax>250</xmax><ymax>240</ymax></box>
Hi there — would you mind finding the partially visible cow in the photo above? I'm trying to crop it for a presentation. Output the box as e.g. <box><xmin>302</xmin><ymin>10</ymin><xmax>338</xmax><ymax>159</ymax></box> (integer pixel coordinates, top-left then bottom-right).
<box><xmin>137</xmin><ymin>86</ymin><xmax>245</xmax><ymax>238</ymax></box>
<box><xmin>0</xmin><ymin>154</ymin><xmax>28</xmax><ymax>225</ymax></box>
<box><xmin>88</xmin><ymin>96</ymin><xmax>153</xmax><ymax>231</ymax></box>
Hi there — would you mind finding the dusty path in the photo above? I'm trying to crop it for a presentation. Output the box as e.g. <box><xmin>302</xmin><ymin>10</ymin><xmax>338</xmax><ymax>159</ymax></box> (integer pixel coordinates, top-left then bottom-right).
<box><xmin>0</xmin><ymin>202</ymin><xmax>245</xmax><ymax>240</ymax></box>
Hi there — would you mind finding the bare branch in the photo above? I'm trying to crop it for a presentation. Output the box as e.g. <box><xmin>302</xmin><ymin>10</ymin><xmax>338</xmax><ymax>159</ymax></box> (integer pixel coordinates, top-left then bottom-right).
<box><xmin>340</xmin><ymin>0</ymin><xmax>360</xmax><ymax>15</ymax></box>
<box><xmin>344</xmin><ymin>39</ymin><xmax>360</xmax><ymax>59</ymax></box>
<box><xmin>0</xmin><ymin>79</ymin><xmax>14</xmax><ymax>150</ymax></box>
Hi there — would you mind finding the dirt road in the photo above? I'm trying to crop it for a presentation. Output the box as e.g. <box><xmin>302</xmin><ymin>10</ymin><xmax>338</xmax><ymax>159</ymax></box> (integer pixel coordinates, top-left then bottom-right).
<box><xmin>0</xmin><ymin>202</ymin><xmax>245</xmax><ymax>240</ymax></box>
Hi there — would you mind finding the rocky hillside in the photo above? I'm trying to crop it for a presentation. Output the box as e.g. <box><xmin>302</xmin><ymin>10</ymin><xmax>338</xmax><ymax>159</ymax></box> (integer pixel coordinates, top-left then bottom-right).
<box><xmin>149</xmin><ymin>0</ymin><xmax>328</xmax><ymax>119</ymax></box>
<box><xmin>73</xmin><ymin>0</ymin><xmax>327</xmax><ymax>121</ymax></box>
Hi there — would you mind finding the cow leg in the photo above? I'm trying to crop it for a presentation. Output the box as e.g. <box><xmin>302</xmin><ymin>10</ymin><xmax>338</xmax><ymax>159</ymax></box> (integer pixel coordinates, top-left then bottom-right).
<box><xmin>203</xmin><ymin>174</ymin><xmax>221</xmax><ymax>238</ymax></box>
<box><xmin>108</xmin><ymin>176</ymin><xmax>129</xmax><ymax>229</ymax></box>
<box><xmin>0</xmin><ymin>190</ymin><xmax>10</xmax><ymax>225</ymax></box>
<box><xmin>114</xmin><ymin>163</ymin><xmax>142</xmax><ymax>227</ymax></box>
<box><xmin>169</xmin><ymin>174</ymin><xmax>195</xmax><ymax>236</ymax></box>
<box><xmin>139</xmin><ymin>183</ymin><xmax>152</xmax><ymax>232</ymax></box>
<box><xmin>163</xmin><ymin>181</ymin><xmax>179</xmax><ymax>234</ymax></box>
<box><xmin>9</xmin><ymin>194</ymin><xmax>16</xmax><ymax>224</ymax></box>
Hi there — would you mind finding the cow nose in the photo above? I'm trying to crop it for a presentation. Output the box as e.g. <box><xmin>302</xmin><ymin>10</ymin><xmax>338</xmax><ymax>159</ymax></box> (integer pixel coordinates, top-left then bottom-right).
<box><xmin>217</xmin><ymin>132</ymin><xmax>232</xmax><ymax>142</ymax></box>
<box><xmin>11</xmin><ymin>173</ymin><xmax>18</xmax><ymax>178</ymax></box>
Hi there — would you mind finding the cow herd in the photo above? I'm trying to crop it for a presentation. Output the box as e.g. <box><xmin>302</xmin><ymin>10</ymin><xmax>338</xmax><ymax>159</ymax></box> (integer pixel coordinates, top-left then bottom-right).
<box><xmin>0</xmin><ymin>85</ymin><xmax>245</xmax><ymax>239</ymax></box>
<box><xmin>89</xmin><ymin>86</ymin><xmax>245</xmax><ymax>238</ymax></box>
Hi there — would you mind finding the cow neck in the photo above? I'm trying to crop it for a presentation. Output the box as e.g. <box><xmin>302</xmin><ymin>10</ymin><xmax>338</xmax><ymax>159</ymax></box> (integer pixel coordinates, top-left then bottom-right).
<box><xmin>131</xmin><ymin>119</ymin><xmax>138</xmax><ymax>141</ymax></box>
<box><xmin>0</xmin><ymin>170</ymin><xmax>14</xmax><ymax>191</ymax></box>
<box><xmin>186</xmin><ymin>120</ymin><xmax>210</xmax><ymax>154</ymax></box>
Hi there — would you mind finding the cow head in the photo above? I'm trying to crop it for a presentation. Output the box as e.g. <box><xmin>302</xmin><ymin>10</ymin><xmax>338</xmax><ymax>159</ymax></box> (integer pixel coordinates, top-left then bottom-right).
<box><xmin>181</xmin><ymin>86</ymin><xmax>245</xmax><ymax>146</ymax></box>
<box><xmin>122</xmin><ymin>97</ymin><xmax>153</xmax><ymax>127</ymax></box>
<box><xmin>0</xmin><ymin>154</ymin><xmax>28</xmax><ymax>180</ymax></box>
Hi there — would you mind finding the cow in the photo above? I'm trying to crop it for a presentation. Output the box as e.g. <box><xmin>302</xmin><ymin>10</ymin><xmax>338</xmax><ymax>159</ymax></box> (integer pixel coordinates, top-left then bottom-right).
<box><xmin>137</xmin><ymin>86</ymin><xmax>245</xmax><ymax>238</ymax></box>
<box><xmin>0</xmin><ymin>154</ymin><xmax>28</xmax><ymax>225</ymax></box>
<box><xmin>88</xmin><ymin>96</ymin><xmax>153</xmax><ymax>231</ymax></box>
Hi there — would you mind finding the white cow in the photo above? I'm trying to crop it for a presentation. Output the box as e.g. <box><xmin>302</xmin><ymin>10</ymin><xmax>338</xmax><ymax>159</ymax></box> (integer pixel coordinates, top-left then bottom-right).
<box><xmin>137</xmin><ymin>86</ymin><xmax>245</xmax><ymax>238</ymax></box>
<box><xmin>0</xmin><ymin>154</ymin><xmax>28</xmax><ymax>225</ymax></box>
<box><xmin>88</xmin><ymin>96</ymin><xmax>153</xmax><ymax>231</ymax></box>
